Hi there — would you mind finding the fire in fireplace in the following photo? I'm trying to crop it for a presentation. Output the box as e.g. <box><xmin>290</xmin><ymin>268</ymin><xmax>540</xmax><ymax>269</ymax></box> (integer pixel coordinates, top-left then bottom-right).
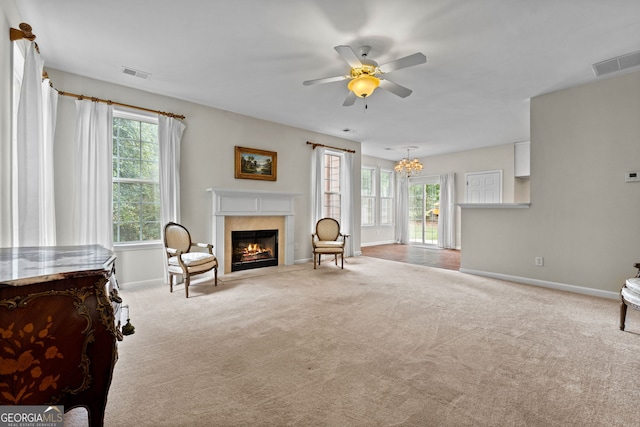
<box><xmin>231</xmin><ymin>229</ymin><xmax>278</xmax><ymax>272</ymax></box>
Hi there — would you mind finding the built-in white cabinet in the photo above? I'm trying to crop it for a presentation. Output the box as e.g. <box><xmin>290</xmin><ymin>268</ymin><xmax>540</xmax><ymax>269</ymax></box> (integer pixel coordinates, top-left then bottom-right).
<box><xmin>514</xmin><ymin>141</ymin><xmax>530</xmax><ymax>177</ymax></box>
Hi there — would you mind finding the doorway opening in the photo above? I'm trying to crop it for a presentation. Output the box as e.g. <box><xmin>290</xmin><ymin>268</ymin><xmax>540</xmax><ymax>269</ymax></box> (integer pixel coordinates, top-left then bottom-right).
<box><xmin>408</xmin><ymin>177</ymin><xmax>440</xmax><ymax>246</ymax></box>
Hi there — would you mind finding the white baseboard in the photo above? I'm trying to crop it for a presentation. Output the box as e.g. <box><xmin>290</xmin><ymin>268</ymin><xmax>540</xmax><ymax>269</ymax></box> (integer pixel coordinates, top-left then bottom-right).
<box><xmin>118</xmin><ymin>278</ymin><xmax>165</xmax><ymax>290</ymax></box>
<box><xmin>361</xmin><ymin>240</ymin><xmax>396</xmax><ymax>247</ymax></box>
<box><xmin>459</xmin><ymin>268</ymin><xmax>619</xmax><ymax>300</ymax></box>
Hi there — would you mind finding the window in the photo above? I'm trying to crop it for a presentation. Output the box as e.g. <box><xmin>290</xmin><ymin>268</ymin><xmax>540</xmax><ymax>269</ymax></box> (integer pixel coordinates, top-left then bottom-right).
<box><xmin>361</xmin><ymin>167</ymin><xmax>375</xmax><ymax>226</ymax></box>
<box><xmin>112</xmin><ymin>112</ymin><xmax>160</xmax><ymax>243</ymax></box>
<box><xmin>380</xmin><ymin>169</ymin><xmax>394</xmax><ymax>225</ymax></box>
<box><xmin>323</xmin><ymin>152</ymin><xmax>342</xmax><ymax>220</ymax></box>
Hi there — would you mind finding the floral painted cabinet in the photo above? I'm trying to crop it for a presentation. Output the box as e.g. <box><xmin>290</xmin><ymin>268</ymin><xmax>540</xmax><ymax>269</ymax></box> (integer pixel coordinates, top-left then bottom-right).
<box><xmin>0</xmin><ymin>246</ymin><xmax>120</xmax><ymax>427</ymax></box>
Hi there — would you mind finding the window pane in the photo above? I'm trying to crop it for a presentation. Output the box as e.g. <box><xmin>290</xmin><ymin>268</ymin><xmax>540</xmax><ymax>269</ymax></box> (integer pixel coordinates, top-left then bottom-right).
<box><xmin>324</xmin><ymin>193</ymin><xmax>341</xmax><ymax>221</ymax></box>
<box><xmin>380</xmin><ymin>171</ymin><xmax>392</xmax><ymax>197</ymax></box>
<box><xmin>362</xmin><ymin>197</ymin><xmax>374</xmax><ymax>225</ymax></box>
<box><xmin>381</xmin><ymin>198</ymin><xmax>393</xmax><ymax>224</ymax></box>
<box><xmin>361</xmin><ymin>169</ymin><xmax>373</xmax><ymax>196</ymax></box>
<box><xmin>112</xmin><ymin>115</ymin><xmax>159</xmax><ymax>243</ymax></box>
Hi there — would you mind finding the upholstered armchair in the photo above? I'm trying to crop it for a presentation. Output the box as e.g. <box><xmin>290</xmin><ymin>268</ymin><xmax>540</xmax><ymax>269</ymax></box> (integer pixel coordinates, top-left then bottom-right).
<box><xmin>311</xmin><ymin>217</ymin><xmax>349</xmax><ymax>269</ymax></box>
<box><xmin>164</xmin><ymin>222</ymin><xmax>218</xmax><ymax>298</ymax></box>
<box><xmin>620</xmin><ymin>262</ymin><xmax>640</xmax><ymax>330</ymax></box>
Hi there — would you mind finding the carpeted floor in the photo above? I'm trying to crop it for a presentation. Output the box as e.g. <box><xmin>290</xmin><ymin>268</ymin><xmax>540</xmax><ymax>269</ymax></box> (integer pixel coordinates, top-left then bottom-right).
<box><xmin>66</xmin><ymin>256</ymin><xmax>640</xmax><ymax>426</ymax></box>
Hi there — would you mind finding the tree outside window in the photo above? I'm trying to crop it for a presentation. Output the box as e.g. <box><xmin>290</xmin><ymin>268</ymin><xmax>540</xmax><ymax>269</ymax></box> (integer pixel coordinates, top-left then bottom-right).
<box><xmin>112</xmin><ymin>114</ymin><xmax>160</xmax><ymax>243</ymax></box>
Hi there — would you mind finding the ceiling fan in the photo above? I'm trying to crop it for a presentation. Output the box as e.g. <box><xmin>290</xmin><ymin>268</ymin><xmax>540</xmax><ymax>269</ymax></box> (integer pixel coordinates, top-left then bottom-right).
<box><xmin>303</xmin><ymin>45</ymin><xmax>427</xmax><ymax>106</ymax></box>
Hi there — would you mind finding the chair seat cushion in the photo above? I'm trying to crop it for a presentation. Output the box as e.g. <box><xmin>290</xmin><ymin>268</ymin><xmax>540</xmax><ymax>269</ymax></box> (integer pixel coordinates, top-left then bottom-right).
<box><xmin>169</xmin><ymin>252</ymin><xmax>217</xmax><ymax>268</ymax></box>
<box><xmin>314</xmin><ymin>241</ymin><xmax>344</xmax><ymax>249</ymax></box>
<box><xmin>622</xmin><ymin>286</ymin><xmax>640</xmax><ymax>308</ymax></box>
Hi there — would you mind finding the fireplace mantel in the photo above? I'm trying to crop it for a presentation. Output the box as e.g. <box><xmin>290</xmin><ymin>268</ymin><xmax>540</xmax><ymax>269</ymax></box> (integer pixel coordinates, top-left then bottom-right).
<box><xmin>207</xmin><ymin>188</ymin><xmax>300</xmax><ymax>275</ymax></box>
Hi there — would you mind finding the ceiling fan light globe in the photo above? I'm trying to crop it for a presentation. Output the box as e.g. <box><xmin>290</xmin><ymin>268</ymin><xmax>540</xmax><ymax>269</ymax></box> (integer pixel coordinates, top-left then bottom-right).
<box><xmin>348</xmin><ymin>75</ymin><xmax>380</xmax><ymax>98</ymax></box>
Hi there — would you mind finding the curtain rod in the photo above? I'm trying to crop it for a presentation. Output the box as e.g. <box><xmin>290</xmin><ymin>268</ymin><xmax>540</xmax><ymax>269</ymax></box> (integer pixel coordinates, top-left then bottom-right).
<box><xmin>10</xmin><ymin>22</ymin><xmax>185</xmax><ymax>120</ymax></box>
<box><xmin>10</xmin><ymin>23</ymin><xmax>39</xmax><ymax>52</ymax></box>
<box><xmin>57</xmin><ymin>90</ymin><xmax>186</xmax><ymax>120</ymax></box>
<box><xmin>306</xmin><ymin>141</ymin><xmax>356</xmax><ymax>154</ymax></box>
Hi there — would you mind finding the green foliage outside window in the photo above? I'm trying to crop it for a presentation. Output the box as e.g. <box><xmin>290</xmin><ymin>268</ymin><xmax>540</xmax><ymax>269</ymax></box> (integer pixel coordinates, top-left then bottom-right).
<box><xmin>112</xmin><ymin>116</ymin><xmax>160</xmax><ymax>243</ymax></box>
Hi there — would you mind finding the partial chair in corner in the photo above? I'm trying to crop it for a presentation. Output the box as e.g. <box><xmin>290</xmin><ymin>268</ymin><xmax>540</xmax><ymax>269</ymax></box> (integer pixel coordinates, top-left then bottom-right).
<box><xmin>311</xmin><ymin>217</ymin><xmax>349</xmax><ymax>269</ymax></box>
<box><xmin>620</xmin><ymin>262</ymin><xmax>640</xmax><ymax>331</ymax></box>
<box><xmin>164</xmin><ymin>222</ymin><xmax>218</xmax><ymax>298</ymax></box>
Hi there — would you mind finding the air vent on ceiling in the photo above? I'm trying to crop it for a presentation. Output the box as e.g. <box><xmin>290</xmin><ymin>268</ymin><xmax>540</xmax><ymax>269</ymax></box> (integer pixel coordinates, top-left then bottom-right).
<box><xmin>592</xmin><ymin>51</ymin><xmax>640</xmax><ymax>77</ymax></box>
<box><xmin>121</xmin><ymin>66</ymin><xmax>151</xmax><ymax>79</ymax></box>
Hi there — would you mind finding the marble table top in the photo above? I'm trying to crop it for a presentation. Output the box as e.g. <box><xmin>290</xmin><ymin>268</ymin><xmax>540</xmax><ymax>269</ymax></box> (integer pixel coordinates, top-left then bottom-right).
<box><xmin>0</xmin><ymin>245</ymin><xmax>115</xmax><ymax>286</ymax></box>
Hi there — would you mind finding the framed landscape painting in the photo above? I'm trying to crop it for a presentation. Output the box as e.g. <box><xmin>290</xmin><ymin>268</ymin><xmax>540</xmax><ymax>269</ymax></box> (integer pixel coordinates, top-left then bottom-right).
<box><xmin>234</xmin><ymin>146</ymin><xmax>277</xmax><ymax>181</ymax></box>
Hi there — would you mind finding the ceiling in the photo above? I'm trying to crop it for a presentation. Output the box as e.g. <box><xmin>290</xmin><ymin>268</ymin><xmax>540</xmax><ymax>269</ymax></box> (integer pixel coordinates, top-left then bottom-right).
<box><xmin>15</xmin><ymin>0</ymin><xmax>640</xmax><ymax>161</ymax></box>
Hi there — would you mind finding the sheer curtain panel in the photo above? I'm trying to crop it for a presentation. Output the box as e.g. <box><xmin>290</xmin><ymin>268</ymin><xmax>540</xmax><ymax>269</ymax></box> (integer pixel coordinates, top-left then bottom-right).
<box><xmin>73</xmin><ymin>100</ymin><xmax>113</xmax><ymax>248</ymax></box>
<box><xmin>310</xmin><ymin>146</ymin><xmax>325</xmax><ymax>228</ymax></box>
<box><xmin>158</xmin><ymin>115</ymin><xmax>185</xmax><ymax>226</ymax></box>
<box><xmin>438</xmin><ymin>172</ymin><xmax>456</xmax><ymax>249</ymax></box>
<box><xmin>395</xmin><ymin>174</ymin><xmax>409</xmax><ymax>244</ymax></box>
<box><xmin>14</xmin><ymin>40</ymin><xmax>58</xmax><ymax>246</ymax></box>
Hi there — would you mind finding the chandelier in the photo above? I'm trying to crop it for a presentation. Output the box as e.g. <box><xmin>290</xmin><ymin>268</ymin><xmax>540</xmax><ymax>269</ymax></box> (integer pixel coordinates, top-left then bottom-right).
<box><xmin>394</xmin><ymin>149</ymin><xmax>423</xmax><ymax>177</ymax></box>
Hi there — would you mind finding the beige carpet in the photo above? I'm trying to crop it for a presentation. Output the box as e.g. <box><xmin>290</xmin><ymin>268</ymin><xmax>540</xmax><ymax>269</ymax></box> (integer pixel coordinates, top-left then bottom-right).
<box><xmin>66</xmin><ymin>256</ymin><xmax>640</xmax><ymax>426</ymax></box>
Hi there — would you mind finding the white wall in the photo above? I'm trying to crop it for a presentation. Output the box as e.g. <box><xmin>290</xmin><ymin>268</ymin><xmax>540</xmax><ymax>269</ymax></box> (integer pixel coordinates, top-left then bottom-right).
<box><xmin>408</xmin><ymin>143</ymin><xmax>517</xmax><ymax>249</ymax></box>
<box><xmin>461</xmin><ymin>70</ymin><xmax>640</xmax><ymax>296</ymax></box>
<box><xmin>42</xmin><ymin>69</ymin><xmax>360</xmax><ymax>287</ymax></box>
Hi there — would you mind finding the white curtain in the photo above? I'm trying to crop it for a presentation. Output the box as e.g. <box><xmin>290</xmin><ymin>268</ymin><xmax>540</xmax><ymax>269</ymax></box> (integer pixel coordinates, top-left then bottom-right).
<box><xmin>13</xmin><ymin>40</ymin><xmax>58</xmax><ymax>247</ymax></box>
<box><xmin>158</xmin><ymin>115</ymin><xmax>185</xmax><ymax>226</ymax></box>
<box><xmin>438</xmin><ymin>172</ymin><xmax>456</xmax><ymax>249</ymax></box>
<box><xmin>310</xmin><ymin>146</ymin><xmax>325</xmax><ymax>228</ymax></box>
<box><xmin>73</xmin><ymin>100</ymin><xmax>113</xmax><ymax>249</ymax></box>
<box><xmin>342</xmin><ymin>151</ymin><xmax>355</xmax><ymax>257</ymax></box>
<box><xmin>395</xmin><ymin>174</ymin><xmax>409</xmax><ymax>244</ymax></box>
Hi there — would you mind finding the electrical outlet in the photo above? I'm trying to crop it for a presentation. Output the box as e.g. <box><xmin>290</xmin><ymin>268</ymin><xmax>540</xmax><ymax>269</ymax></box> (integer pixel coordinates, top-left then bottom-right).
<box><xmin>535</xmin><ymin>256</ymin><xmax>544</xmax><ymax>266</ymax></box>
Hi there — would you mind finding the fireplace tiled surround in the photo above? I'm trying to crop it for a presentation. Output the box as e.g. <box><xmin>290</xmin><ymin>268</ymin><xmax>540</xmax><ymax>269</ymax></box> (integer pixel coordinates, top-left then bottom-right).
<box><xmin>208</xmin><ymin>188</ymin><xmax>300</xmax><ymax>275</ymax></box>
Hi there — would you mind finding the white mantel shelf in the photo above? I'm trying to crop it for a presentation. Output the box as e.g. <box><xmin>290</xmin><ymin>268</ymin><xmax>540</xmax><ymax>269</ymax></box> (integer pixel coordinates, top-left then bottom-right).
<box><xmin>206</xmin><ymin>188</ymin><xmax>301</xmax><ymax>275</ymax></box>
<box><xmin>207</xmin><ymin>188</ymin><xmax>302</xmax><ymax>216</ymax></box>
<box><xmin>458</xmin><ymin>203</ymin><xmax>530</xmax><ymax>209</ymax></box>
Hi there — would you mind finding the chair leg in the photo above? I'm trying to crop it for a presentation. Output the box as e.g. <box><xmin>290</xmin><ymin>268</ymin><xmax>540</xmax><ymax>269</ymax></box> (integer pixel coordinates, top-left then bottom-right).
<box><xmin>169</xmin><ymin>275</ymin><xmax>174</xmax><ymax>293</ymax></box>
<box><xmin>620</xmin><ymin>301</ymin><xmax>628</xmax><ymax>331</ymax></box>
<box><xmin>214</xmin><ymin>267</ymin><xmax>218</xmax><ymax>286</ymax></box>
<box><xmin>185</xmin><ymin>276</ymin><xmax>190</xmax><ymax>298</ymax></box>
<box><xmin>334</xmin><ymin>254</ymin><xmax>338</xmax><ymax>266</ymax></box>
<box><xmin>341</xmin><ymin>253</ymin><xmax>344</xmax><ymax>269</ymax></box>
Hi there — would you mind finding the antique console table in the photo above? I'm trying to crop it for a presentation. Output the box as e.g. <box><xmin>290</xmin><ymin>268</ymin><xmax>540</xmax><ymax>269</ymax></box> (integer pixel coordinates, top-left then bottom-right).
<box><xmin>0</xmin><ymin>245</ymin><xmax>121</xmax><ymax>427</ymax></box>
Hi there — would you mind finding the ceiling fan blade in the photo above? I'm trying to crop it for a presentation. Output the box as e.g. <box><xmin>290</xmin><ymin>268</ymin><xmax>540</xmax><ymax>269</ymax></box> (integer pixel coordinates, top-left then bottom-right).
<box><xmin>342</xmin><ymin>91</ymin><xmax>357</xmax><ymax>106</ymax></box>
<box><xmin>303</xmin><ymin>75</ymin><xmax>348</xmax><ymax>86</ymax></box>
<box><xmin>379</xmin><ymin>79</ymin><xmax>413</xmax><ymax>98</ymax></box>
<box><xmin>379</xmin><ymin>52</ymin><xmax>426</xmax><ymax>73</ymax></box>
<box><xmin>334</xmin><ymin>45</ymin><xmax>362</xmax><ymax>69</ymax></box>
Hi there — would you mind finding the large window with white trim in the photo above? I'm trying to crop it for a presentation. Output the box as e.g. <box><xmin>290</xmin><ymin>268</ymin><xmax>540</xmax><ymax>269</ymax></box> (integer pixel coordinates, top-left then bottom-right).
<box><xmin>361</xmin><ymin>166</ymin><xmax>394</xmax><ymax>226</ymax></box>
<box><xmin>112</xmin><ymin>111</ymin><xmax>161</xmax><ymax>243</ymax></box>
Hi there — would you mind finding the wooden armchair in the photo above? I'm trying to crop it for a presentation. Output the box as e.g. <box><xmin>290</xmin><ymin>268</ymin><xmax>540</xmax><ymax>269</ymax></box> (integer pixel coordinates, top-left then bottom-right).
<box><xmin>311</xmin><ymin>218</ymin><xmax>349</xmax><ymax>269</ymax></box>
<box><xmin>164</xmin><ymin>222</ymin><xmax>218</xmax><ymax>298</ymax></box>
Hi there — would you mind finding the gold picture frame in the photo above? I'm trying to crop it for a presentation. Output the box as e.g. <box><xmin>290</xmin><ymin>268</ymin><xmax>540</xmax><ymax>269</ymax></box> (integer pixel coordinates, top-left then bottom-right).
<box><xmin>234</xmin><ymin>146</ymin><xmax>277</xmax><ymax>181</ymax></box>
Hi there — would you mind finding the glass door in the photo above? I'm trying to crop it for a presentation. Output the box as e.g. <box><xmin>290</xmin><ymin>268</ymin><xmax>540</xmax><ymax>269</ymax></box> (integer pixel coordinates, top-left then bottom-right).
<box><xmin>408</xmin><ymin>178</ymin><xmax>440</xmax><ymax>245</ymax></box>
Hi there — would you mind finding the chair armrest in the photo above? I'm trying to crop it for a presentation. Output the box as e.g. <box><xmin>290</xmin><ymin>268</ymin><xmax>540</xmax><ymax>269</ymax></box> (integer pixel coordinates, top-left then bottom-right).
<box><xmin>166</xmin><ymin>247</ymin><xmax>178</xmax><ymax>256</ymax></box>
<box><xmin>192</xmin><ymin>242</ymin><xmax>214</xmax><ymax>254</ymax></box>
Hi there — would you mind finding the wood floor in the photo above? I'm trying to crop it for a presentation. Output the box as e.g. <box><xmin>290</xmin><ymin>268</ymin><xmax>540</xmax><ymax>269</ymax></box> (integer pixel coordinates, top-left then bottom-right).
<box><xmin>360</xmin><ymin>244</ymin><xmax>460</xmax><ymax>271</ymax></box>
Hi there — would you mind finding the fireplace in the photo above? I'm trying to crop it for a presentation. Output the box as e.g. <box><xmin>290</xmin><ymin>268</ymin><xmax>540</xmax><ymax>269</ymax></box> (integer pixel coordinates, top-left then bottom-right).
<box><xmin>231</xmin><ymin>229</ymin><xmax>278</xmax><ymax>272</ymax></box>
<box><xmin>208</xmin><ymin>188</ymin><xmax>300</xmax><ymax>275</ymax></box>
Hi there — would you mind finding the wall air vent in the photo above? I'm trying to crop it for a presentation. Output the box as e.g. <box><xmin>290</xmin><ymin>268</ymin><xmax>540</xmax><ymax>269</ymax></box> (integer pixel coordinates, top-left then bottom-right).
<box><xmin>121</xmin><ymin>66</ymin><xmax>151</xmax><ymax>79</ymax></box>
<box><xmin>592</xmin><ymin>51</ymin><xmax>640</xmax><ymax>77</ymax></box>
